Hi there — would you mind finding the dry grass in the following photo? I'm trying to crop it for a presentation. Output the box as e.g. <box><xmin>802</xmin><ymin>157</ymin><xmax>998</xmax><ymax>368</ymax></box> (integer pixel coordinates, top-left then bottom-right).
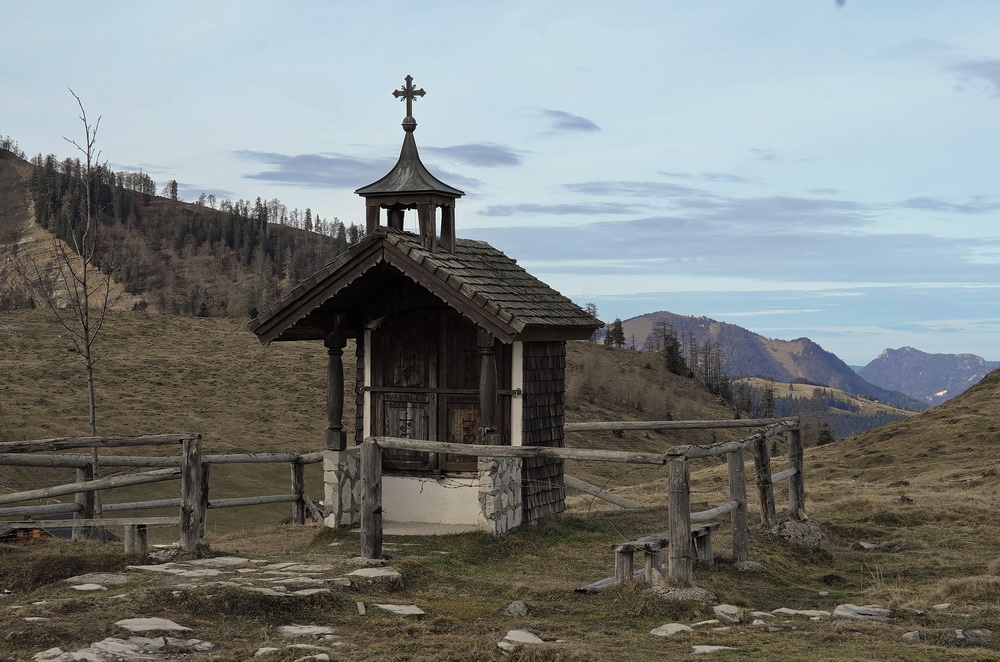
<box><xmin>2</xmin><ymin>309</ymin><xmax>1000</xmax><ymax>659</ymax></box>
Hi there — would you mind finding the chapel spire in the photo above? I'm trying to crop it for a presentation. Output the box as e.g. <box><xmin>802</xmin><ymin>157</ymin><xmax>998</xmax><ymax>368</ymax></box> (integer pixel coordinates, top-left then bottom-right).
<box><xmin>355</xmin><ymin>75</ymin><xmax>464</xmax><ymax>252</ymax></box>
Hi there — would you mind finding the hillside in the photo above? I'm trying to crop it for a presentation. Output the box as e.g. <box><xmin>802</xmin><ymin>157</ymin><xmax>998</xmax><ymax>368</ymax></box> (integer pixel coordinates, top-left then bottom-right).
<box><xmin>623</xmin><ymin>311</ymin><xmax>927</xmax><ymax>412</ymax></box>
<box><xmin>859</xmin><ymin>346</ymin><xmax>1000</xmax><ymax>407</ymax></box>
<box><xmin>2</xmin><ymin>309</ymin><xmax>999</xmax><ymax>660</ymax></box>
<box><xmin>0</xmin><ymin>147</ymin><xmax>361</xmax><ymax>318</ymax></box>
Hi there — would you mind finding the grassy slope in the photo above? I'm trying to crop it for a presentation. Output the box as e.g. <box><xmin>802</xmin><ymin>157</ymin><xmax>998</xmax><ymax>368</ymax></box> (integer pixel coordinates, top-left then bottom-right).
<box><xmin>1</xmin><ymin>309</ymin><xmax>998</xmax><ymax>660</ymax></box>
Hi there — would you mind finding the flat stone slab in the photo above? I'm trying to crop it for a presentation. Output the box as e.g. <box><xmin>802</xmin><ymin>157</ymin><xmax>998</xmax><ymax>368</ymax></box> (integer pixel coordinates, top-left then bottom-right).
<box><xmin>185</xmin><ymin>556</ymin><xmax>250</xmax><ymax>568</ymax></box>
<box><xmin>128</xmin><ymin>563</ymin><xmax>223</xmax><ymax>578</ymax></box>
<box><xmin>373</xmin><ymin>603</ymin><xmax>425</xmax><ymax>616</ymax></box>
<box><xmin>69</xmin><ymin>583</ymin><xmax>107</xmax><ymax>592</ymax></box>
<box><xmin>498</xmin><ymin>629</ymin><xmax>545</xmax><ymax>654</ymax></box>
<box><xmin>283</xmin><ymin>564</ymin><xmax>336</xmax><ymax>573</ymax></box>
<box><xmin>834</xmin><ymin>604</ymin><xmax>893</xmax><ymax>622</ymax></box>
<box><xmin>115</xmin><ymin>617</ymin><xmax>193</xmax><ymax>633</ymax></box>
<box><xmin>65</xmin><ymin>573</ymin><xmax>130</xmax><ymax>585</ymax></box>
<box><xmin>346</xmin><ymin>567</ymin><xmax>402</xmax><ymax>580</ymax></box>
<box><xmin>693</xmin><ymin>645</ymin><xmax>738</xmax><ymax>654</ymax></box>
<box><xmin>277</xmin><ymin>624</ymin><xmax>338</xmax><ymax>638</ymax></box>
<box><xmin>650</xmin><ymin>623</ymin><xmax>693</xmax><ymax>638</ymax></box>
<box><xmin>773</xmin><ymin>607</ymin><xmax>831</xmax><ymax>618</ymax></box>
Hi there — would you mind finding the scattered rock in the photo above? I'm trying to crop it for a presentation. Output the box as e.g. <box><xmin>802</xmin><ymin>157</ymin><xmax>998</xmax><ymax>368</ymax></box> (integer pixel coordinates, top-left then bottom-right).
<box><xmin>649</xmin><ymin>623</ymin><xmax>693</xmax><ymax>638</ymax></box>
<box><xmin>651</xmin><ymin>585</ymin><xmax>718</xmax><ymax>603</ymax></box>
<box><xmin>692</xmin><ymin>645</ymin><xmax>738</xmax><ymax>654</ymax></box>
<box><xmin>769</xmin><ymin>518</ymin><xmax>824</xmax><ymax>549</ymax></box>
<box><xmin>185</xmin><ymin>556</ymin><xmax>250</xmax><ymax>568</ymax></box>
<box><xmin>65</xmin><ymin>573</ymin><xmax>130</xmax><ymax>586</ymax></box>
<box><xmin>855</xmin><ymin>541</ymin><xmax>878</xmax><ymax>551</ymax></box>
<box><xmin>345</xmin><ymin>566</ymin><xmax>402</xmax><ymax>589</ymax></box>
<box><xmin>833</xmin><ymin>604</ymin><xmax>893</xmax><ymax>622</ymax></box>
<box><xmin>733</xmin><ymin>560</ymin><xmax>765</xmax><ymax>573</ymax></box>
<box><xmin>33</xmin><ymin>636</ymin><xmax>215</xmax><ymax>661</ymax></box>
<box><xmin>255</xmin><ymin>647</ymin><xmax>281</xmax><ymax>657</ymax></box>
<box><xmin>749</xmin><ymin>611</ymin><xmax>774</xmax><ymax>619</ymax></box>
<box><xmin>967</xmin><ymin>629</ymin><xmax>993</xmax><ymax>639</ymax></box>
<box><xmin>373</xmin><ymin>603</ymin><xmax>425</xmax><ymax>616</ymax></box>
<box><xmin>115</xmin><ymin>617</ymin><xmax>193</xmax><ymax>633</ymax></box>
<box><xmin>277</xmin><ymin>625</ymin><xmax>338</xmax><ymax>639</ymax></box>
<box><xmin>930</xmin><ymin>603</ymin><xmax>951</xmax><ymax>611</ymax></box>
<box><xmin>955</xmin><ymin>629</ymin><xmax>970</xmax><ymax>642</ymax></box>
<box><xmin>23</xmin><ymin>617</ymin><xmax>50</xmax><ymax>622</ymax></box>
<box><xmin>713</xmin><ymin>604</ymin><xmax>742</xmax><ymax>623</ymax></box>
<box><xmin>69</xmin><ymin>583</ymin><xmax>107</xmax><ymax>592</ymax></box>
<box><xmin>902</xmin><ymin>631</ymin><xmax>920</xmax><ymax>643</ymax></box>
<box><xmin>691</xmin><ymin>619</ymin><xmax>721</xmax><ymax>628</ymax></box>
<box><xmin>772</xmin><ymin>607</ymin><xmax>831</xmax><ymax>619</ymax></box>
<box><xmin>498</xmin><ymin>629</ymin><xmax>545</xmax><ymax>655</ymax></box>
<box><xmin>501</xmin><ymin>600</ymin><xmax>529</xmax><ymax>617</ymax></box>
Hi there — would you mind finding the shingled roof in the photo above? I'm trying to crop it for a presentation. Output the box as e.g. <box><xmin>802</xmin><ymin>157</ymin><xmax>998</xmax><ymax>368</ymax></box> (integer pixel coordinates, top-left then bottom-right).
<box><xmin>248</xmin><ymin>227</ymin><xmax>602</xmax><ymax>345</ymax></box>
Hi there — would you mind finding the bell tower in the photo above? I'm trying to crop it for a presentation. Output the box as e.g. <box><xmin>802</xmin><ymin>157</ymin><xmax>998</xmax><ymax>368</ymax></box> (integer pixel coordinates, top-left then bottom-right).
<box><xmin>354</xmin><ymin>75</ymin><xmax>465</xmax><ymax>252</ymax></box>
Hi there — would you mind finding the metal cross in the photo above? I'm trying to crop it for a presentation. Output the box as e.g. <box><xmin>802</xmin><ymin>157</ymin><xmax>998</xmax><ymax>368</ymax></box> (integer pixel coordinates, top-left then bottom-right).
<box><xmin>393</xmin><ymin>75</ymin><xmax>425</xmax><ymax>117</ymax></box>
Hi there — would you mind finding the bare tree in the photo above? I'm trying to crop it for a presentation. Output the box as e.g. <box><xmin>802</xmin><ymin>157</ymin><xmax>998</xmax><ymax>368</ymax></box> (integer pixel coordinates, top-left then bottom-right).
<box><xmin>18</xmin><ymin>90</ymin><xmax>128</xmax><ymax>533</ymax></box>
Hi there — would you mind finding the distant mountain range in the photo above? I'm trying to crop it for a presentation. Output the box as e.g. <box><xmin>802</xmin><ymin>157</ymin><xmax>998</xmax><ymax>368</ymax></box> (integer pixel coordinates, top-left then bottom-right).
<box><xmin>620</xmin><ymin>311</ymin><xmax>931</xmax><ymax>412</ymax></box>
<box><xmin>858</xmin><ymin>347</ymin><xmax>1000</xmax><ymax>407</ymax></box>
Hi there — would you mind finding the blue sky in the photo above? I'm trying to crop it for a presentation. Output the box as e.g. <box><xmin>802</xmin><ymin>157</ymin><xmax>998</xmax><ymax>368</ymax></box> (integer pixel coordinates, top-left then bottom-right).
<box><xmin>4</xmin><ymin>1</ymin><xmax>1000</xmax><ymax>365</ymax></box>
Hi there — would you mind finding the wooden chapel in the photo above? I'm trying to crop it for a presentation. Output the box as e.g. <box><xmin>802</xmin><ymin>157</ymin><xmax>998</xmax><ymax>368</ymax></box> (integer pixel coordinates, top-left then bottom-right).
<box><xmin>248</xmin><ymin>76</ymin><xmax>601</xmax><ymax>533</ymax></box>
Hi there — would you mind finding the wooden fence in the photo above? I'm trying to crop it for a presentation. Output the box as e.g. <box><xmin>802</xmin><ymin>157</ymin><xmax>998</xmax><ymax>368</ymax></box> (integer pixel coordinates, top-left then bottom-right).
<box><xmin>360</xmin><ymin>417</ymin><xmax>803</xmax><ymax>587</ymax></box>
<box><xmin>0</xmin><ymin>434</ymin><xmax>322</xmax><ymax>552</ymax></box>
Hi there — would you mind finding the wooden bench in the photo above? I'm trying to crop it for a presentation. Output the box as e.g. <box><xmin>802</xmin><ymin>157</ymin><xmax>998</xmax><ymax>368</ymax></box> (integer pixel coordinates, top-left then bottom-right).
<box><xmin>612</xmin><ymin>522</ymin><xmax>720</xmax><ymax>585</ymax></box>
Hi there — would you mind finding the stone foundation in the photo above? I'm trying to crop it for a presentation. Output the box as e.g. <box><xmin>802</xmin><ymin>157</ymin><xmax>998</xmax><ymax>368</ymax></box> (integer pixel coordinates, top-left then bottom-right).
<box><xmin>478</xmin><ymin>457</ymin><xmax>523</xmax><ymax>535</ymax></box>
<box><xmin>323</xmin><ymin>447</ymin><xmax>361</xmax><ymax>528</ymax></box>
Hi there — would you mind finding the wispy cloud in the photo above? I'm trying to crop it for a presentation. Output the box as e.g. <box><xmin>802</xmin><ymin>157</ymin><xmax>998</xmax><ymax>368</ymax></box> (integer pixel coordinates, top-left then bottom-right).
<box><xmin>422</xmin><ymin>143</ymin><xmax>524</xmax><ymax>167</ymax></box>
<box><xmin>480</xmin><ymin>202</ymin><xmax>650</xmax><ymax>217</ymax></box>
<box><xmin>950</xmin><ymin>58</ymin><xmax>1000</xmax><ymax>96</ymax></box>
<box><xmin>752</xmin><ymin>148</ymin><xmax>776</xmax><ymax>161</ymax></box>
<box><xmin>899</xmin><ymin>196</ymin><xmax>1000</xmax><ymax>214</ymax></box>
<box><xmin>234</xmin><ymin>150</ymin><xmax>481</xmax><ymax>190</ymax></box>
<box><xmin>563</xmin><ymin>180</ymin><xmax>711</xmax><ymax>198</ymax></box>
<box><xmin>660</xmin><ymin>170</ymin><xmax>754</xmax><ymax>184</ymax></box>
<box><xmin>538</xmin><ymin>109</ymin><xmax>600</xmax><ymax>133</ymax></box>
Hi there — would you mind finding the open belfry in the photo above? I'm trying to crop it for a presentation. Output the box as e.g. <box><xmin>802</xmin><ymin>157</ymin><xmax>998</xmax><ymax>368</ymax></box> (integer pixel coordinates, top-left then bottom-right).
<box><xmin>249</xmin><ymin>76</ymin><xmax>601</xmax><ymax>533</ymax></box>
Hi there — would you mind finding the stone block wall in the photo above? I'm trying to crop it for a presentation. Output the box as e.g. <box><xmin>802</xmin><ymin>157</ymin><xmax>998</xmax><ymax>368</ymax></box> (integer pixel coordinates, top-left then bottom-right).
<box><xmin>478</xmin><ymin>456</ymin><xmax>523</xmax><ymax>535</ymax></box>
<box><xmin>323</xmin><ymin>447</ymin><xmax>361</xmax><ymax>528</ymax></box>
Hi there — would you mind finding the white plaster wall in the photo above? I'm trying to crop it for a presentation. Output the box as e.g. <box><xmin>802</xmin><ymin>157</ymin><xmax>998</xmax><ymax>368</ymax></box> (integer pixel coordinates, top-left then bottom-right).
<box><xmin>510</xmin><ymin>341</ymin><xmax>523</xmax><ymax>446</ymax></box>
<box><xmin>383</xmin><ymin>475</ymin><xmax>485</xmax><ymax>527</ymax></box>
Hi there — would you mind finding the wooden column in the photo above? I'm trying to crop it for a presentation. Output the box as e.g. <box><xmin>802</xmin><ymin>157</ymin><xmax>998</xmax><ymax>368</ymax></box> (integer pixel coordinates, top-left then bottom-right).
<box><xmin>439</xmin><ymin>205</ymin><xmax>455</xmax><ymax>253</ymax></box>
<box><xmin>787</xmin><ymin>428</ymin><xmax>805</xmax><ymax>520</ymax></box>
<box><xmin>325</xmin><ymin>317</ymin><xmax>347</xmax><ymax>451</ymax></box>
<box><xmin>752</xmin><ymin>436</ymin><xmax>776</xmax><ymax>528</ymax></box>
<box><xmin>355</xmin><ymin>333</ymin><xmax>366</xmax><ymax>444</ymax></box>
<box><xmin>366</xmin><ymin>204</ymin><xmax>381</xmax><ymax>234</ymax></box>
<box><xmin>360</xmin><ymin>440</ymin><xmax>383</xmax><ymax>560</ymax></box>
<box><xmin>417</xmin><ymin>203</ymin><xmax>435</xmax><ymax>249</ymax></box>
<box><xmin>728</xmin><ymin>448</ymin><xmax>750</xmax><ymax>562</ymax></box>
<box><xmin>73</xmin><ymin>464</ymin><xmax>94</xmax><ymax>540</ymax></box>
<box><xmin>478</xmin><ymin>330</ymin><xmax>499</xmax><ymax>445</ymax></box>
<box><xmin>387</xmin><ymin>207</ymin><xmax>404</xmax><ymax>230</ymax></box>
<box><xmin>291</xmin><ymin>461</ymin><xmax>306</xmax><ymax>525</ymax></box>
<box><xmin>198</xmin><ymin>462</ymin><xmax>210</xmax><ymax>539</ymax></box>
<box><xmin>180</xmin><ymin>435</ymin><xmax>205</xmax><ymax>552</ymax></box>
<box><xmin>667</xmin><ymin>457</ymin><xmax>692</xmax><ymax>586</ymax></box>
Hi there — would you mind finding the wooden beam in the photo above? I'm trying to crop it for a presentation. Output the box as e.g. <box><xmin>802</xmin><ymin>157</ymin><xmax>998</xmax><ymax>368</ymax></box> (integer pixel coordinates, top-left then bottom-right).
<box><xmin>753</xmin><ymin>435</ymin><xmax>777</xmax><ymax>528</ymax></box>
<box><xmin>565</xmin><ymin>418</ymin><xmax>799</xmax><ymax>432</ymax></box>
<box><xmin>564</xmin><ymin>475</ymin><xmax>642</xmax><ymax>509</ymax></box>
<box><xmin>0</xmin><ymin>434</ymin><xmax>197</xmax><ymax>454</ymax></box>
<box><xmin>667</xmin><ymin>458</ymin><xmax>693</xmax><ymax>586</ymax></box>
<box><xmin>180</xmin><ymin>436</ymin><xmax>204</xmax><ymax>552</ymax></box>
<box><xmin>0</xmin><ymin>468</ymin><xmax>181</xmax><ymax>506</ymax></box>
<box><xmin>728</xmin><ymin>447</ymin><xmax>750</xmax><ymax>562</ymax></box>
<box><xmin>787</xmin><ymin>429</ymin><xmax>805</xmax><ymax>520</ymax></box>
<box><xmin>1</xmin><ymin>517</ymin><xmax>179</xmax><ymax>528</ymax></box>
<box><xmin>372</xmin><ymin>436</ymin><xmax>669</xmax><ymax>465</ymax></box>
<box><xmin>325</xmin><ymin>318</ymin><xmax>348</xmax><ymax>451</ymax></box>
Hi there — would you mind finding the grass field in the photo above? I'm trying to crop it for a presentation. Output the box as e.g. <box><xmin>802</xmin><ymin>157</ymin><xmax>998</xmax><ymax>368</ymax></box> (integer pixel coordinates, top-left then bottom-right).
<box><xmin>1</xmin><ymin>309</ymin><xmax>998</xmax><ymax>659</ymax></box>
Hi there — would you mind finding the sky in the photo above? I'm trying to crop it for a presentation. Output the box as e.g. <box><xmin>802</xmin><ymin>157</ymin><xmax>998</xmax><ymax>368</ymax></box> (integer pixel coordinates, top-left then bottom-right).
<box><xmin>4</xmin><ymin>1</ymin><xmax>1000</xmax><ymax>365</ymax></box>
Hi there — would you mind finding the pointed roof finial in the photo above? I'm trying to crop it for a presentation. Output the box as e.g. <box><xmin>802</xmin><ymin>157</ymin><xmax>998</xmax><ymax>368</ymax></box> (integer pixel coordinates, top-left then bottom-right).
<box><xmin>392</xmin><ymin>75</ymin><xmax>425</xmax><ymax>131</ymax></box>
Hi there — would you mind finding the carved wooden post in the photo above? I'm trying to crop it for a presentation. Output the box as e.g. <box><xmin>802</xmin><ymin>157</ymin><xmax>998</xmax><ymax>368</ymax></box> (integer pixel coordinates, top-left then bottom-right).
<box><xmin>667</xmin><ymin>456</ymin><xmax>692</xmax><ymax>586</ymax></box>
<box><xmin>180</xmin><ymin>435</ymin><xmax>204</xmax><ymax>552</ymax></box>
<box><xmin>753</xmin><ymin>435</ymin><xmax>776</xmax><ymax>528</ymax></box>
<box><xmin>366</xmin><ymin>204</ymin><xmax>380</xmax><ymax>234</ymax></box>
<box><xmin>728</xmin><ymin>448</ymin><xmax>750</xmax><ymax>562</ymax></box>
<box><xmin>417</xmin><ymin>202</ymin><xmax>435</xmax><ymax>249</ymax></box>
<box><xmin>478</xmin><ymin>329</ymin><xmax>499</xmax><ymax>445</ymax></box>
<box><xmin>787</xmin><ymin>428</ymin><xmax>805</xmax><ymax>520</ymax></box>
<box><xmin>291</xmin><ymin>461</ymin><xmax>306</xmax><ymax>525</ymax></box>
<box><xmin>73</xmin><ymin>464</ymin><xmax>94</xmax><ymax>540</ymax></box>
<box><xmin>325</xmin><ymin>317</ymin><xmax>347</xmax><ymax>451</ymax></box>
<box><xmin>360</xmin><ymin>440</ymin><xmax>383</xmax><ymax>560</ymax></box>
<box><xmin>439</xmin><ymin>204</ymin><xmax>455</xmax><ymax>253</ymax></box>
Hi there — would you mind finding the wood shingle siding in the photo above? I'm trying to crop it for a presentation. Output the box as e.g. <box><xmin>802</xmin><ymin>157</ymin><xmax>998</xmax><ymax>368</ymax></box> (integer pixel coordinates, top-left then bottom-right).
<box><xmin>520</xmin><ymin>341</ymin><xmax>567</xmax><ymax>523</ymax></box>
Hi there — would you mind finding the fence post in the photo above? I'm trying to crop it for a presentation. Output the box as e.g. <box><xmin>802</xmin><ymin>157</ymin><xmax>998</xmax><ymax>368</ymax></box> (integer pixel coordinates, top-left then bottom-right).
<box><xmin>180</xmin><ymin>435</ymin><xmax>204</xmax><ymax>552</ymax></box>
<box><xmin>198</xmin><ymin>462</ymin><xmax>210</xmax><ymax>538</ymax></box>
<box><xmin>667</xmin><ymin>456</ymin><xmax>692</xmax><ymax>586</ymax></box>
<box><xmin>73</xmin><ymin>464</ymin><xmax>94</xmax><ymax>541</ymax></box>
<box><xmin>728</xmin><ymin>448</ymin><xmax>750</xmax><ymax>562</ymax></box>
<box><xmin>786</xmin><ymin>428</ymin><xmax>805</xmax><ymax>520</ymax></box>
<box><xmin>291</xmin><ymin>461</ymin><xmax>306</xmax><ymax>525</ymax></box>
<box><xmin>752</xmin><ymin>436</ymin><xmax>776</xmax><ymax>528</ymax></box>
<box><xmin>360</xmin><ymin>440</ymin><xmax>383</xmax><ymax>560</ymax></box>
